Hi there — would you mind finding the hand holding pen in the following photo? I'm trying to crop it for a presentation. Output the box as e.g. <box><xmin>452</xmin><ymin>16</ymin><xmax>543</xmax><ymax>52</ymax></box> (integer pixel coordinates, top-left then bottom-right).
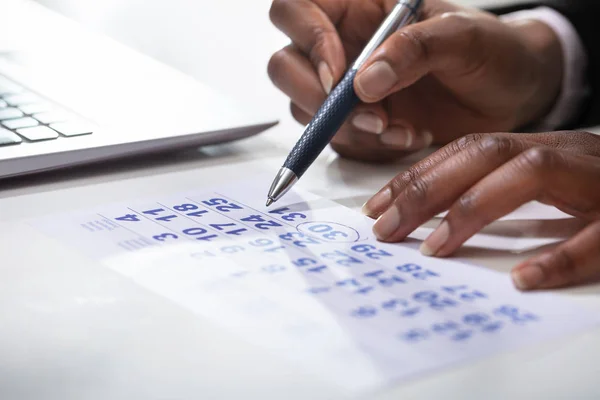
<box><xmin>267</xmin><ymin>0</ymin><xmax>423</xmax><ymax>205</ymax></box>
<box><xmin>266</xmin><ymin>0</ymin><xmax>562</xmax><ymax>204</ymax></box>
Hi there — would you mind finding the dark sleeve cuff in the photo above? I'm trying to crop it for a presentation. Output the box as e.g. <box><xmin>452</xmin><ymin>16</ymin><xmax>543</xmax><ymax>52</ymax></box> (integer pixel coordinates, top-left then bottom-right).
<box><xmin>487</xmin><ymin>1</ymin><xmax>600</xmax><ymax>129</ymax></box>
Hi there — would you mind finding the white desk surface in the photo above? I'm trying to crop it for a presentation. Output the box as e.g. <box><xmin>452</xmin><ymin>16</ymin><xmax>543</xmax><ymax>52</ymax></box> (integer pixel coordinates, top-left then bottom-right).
<box><xmin>2</xmin><ymin>0</ymin><xmax>600</xmax><ymax>399</ymax></box>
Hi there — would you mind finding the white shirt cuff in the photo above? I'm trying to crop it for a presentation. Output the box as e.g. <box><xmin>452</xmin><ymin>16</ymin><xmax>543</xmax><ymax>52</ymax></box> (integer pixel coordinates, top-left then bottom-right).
<box><xmin>500</xmin><ymin>7</ymin><xmax>589</xmax><ymax>131</ymax></box>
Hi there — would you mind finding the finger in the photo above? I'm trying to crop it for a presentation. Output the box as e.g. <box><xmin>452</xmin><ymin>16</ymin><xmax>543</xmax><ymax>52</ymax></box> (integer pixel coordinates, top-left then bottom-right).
<box><xmin>362</xmin><ymin>133</ymin><xmax>490</xmax><ymax>217</ymax></box>
<box><xmin>290</xmin><ymin>103</ymin><xmax>312</xmax><ymax>125</ymax></box>
<box><xmin>361</xmin><ymin>131</ymin><xmax>599</xmax><ymax>218</ymax></box>
<box><xmin>350</xmin><ymin>103</ymin><xmax>389</xmax><ymax>135</ymax></box>
<box><xmin>511</xmin><ymin>221</ymin><xmax>600</xmax><ymax>290</ymax></box>
<box><xmin>330</xmin><ymin>135</ymin><xmax>420</xmax><ymax>163</ymax></box>
<box><xmin>269</xmin><ymin>0</ymin><xmax>346</xmax><ymax>93</ymax></box>
<box><xmin>292</xmin><ymin>100</ymin><xmax>421</xmax><ymax>161</ymax></box>
<box><xmin>371</xmin><ymin>135</ymin><xmax>533</xmax><ymax>242</ymax></box>
<box><xmin>420</xmin><ymin>147</ymin><xmax>600</xmax><ymax>257</ymax></box>
<box><xmin>354</xmin><ymin>11</ymin><xmax>494</xmax><ymax>102</ymax></box>
<box><xmin>270</xmin><ymin>45</ymin><xmax>388</xmax><ymax>129</ymax></box>
<box><xmin>268</xmin><ymin>45</ymin><xmax>327</xmax><ymax>114</ymax></box>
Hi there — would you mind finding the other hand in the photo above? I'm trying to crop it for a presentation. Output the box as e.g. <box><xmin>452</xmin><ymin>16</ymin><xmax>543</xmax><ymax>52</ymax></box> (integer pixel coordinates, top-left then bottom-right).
<box><xmin>362</xmin><ymin>131</ymin><xmax>600</xmax><ymax>290</ymax></box>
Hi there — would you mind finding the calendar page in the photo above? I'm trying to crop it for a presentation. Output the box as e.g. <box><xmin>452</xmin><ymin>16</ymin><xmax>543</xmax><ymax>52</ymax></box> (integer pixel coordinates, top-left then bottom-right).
<box><xmin>30</xmin><ymin>177</ymin><xmax>600</xmax><ymax>395</ymax></box>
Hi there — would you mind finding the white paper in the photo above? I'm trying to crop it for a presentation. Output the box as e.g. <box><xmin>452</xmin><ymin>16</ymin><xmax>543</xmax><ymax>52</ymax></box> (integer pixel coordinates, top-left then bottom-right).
<box><xmin>409</xmin><ymin>227</ymin><xmax>563</xmax><ymax>253</ymax></box>
<box><xmin>437</xmin><ymin>201</ymin><xmax>572</xmax><ymax>221</ymax></box>
<box><xmin>29</xmin><ymin>177</ymin><xmax>600</xmax><ymax>395</ymax></box>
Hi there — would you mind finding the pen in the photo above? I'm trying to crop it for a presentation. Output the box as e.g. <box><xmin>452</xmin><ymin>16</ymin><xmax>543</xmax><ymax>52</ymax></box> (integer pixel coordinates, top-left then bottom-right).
<box><xmin>266</xmin><ymin>0</ymin><xmax>423</xmax><ymax>207</ymax></box>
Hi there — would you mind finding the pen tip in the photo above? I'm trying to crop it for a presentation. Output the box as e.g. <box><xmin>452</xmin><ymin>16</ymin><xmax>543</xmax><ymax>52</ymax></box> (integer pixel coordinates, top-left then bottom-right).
<box><xmin>265</xmin><ymin>198</ymin><xmax>274</xmax><ymax>207</ymax></box>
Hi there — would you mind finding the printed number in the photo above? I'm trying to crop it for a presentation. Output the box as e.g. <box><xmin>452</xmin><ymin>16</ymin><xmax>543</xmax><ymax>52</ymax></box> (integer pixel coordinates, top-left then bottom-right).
<box><xmin>191</xmin><ymin>250</ymin><xmax>215</xmax><ymax>260</ymax></box>
<box><xmin>221</xmin><ymin>245</ymin><xmax>245</xmax><ymax>254</ymax></box>
<box><xmin>293</xmin><ymin>258</ymin><xmax>317</xmax><ymax>267</ymax></box>
<box><xmin>336</xmin><ymin>279</ymin><xmax>373</xmax><ymax>295</ymax></box>
<box><xmin>363</xmin><ymin>270</ymin><xmax>406</xmax><ymax>287</ymax></box>
<box><xmin>381</xmin><ymin>299</ymin><xmax>420</xmax><ymax>317</ymax></box>
<box><xmin>351</xmin><ymin>306</ymin><xmax>378</xmax><ymax>319</ymax></box>
<box><xmin>116</xmin><ymin>214</ymin><xmax>140</xmax><ymax>222</ymax></box>
<box><xmin>262</xmin><ymin>264</ymin><xmax>286</xmax><ymax>274</ymax></box>
<box><xmin>413</xmin><ymin>291</ymin><xmax>458</xmax><ymax>310</ymax></box>
<box><xmin>153</xmin><ymin>233</ymin><xmax>178</xmax><ymax>242</ymax></box>
<box><xmin>450</xmin><ymin>330</ymin><xmax>474</xmax><ymax>342</ymax></box>
<box><xmin>183</xmin><ymin>227</ymin><xmax>208</xmax><ymax>236</ymax></box>
<box><xmin>306</xmin><ymin>265</ymin><xmax>327</xmax><ymax>273</ymax></box>
<box><xmin>298</xmin><ymin>222</ymin><xmax>360</xmax><ymax>243</ymax></box>
<box><xmin>202</xmin><ymin>198</ymin><xmax>243</xmax><ymax>212</ymax></box>
<box><xmin>141</xmin><ymin>209</ymin><xmax>177</xmax><ymax>222</ymax></box>
<box><xmin>268</xmin><ymin>207</ymin><xmax>307</xmax><ymax>222</ymax></box>
<box><xmin>210</xmin><ymin>223</ymin><xmax>247</xmax><ymax>236</ymax></box>
<box><xmin>306</xmin><ymin>287</ymin><xmax>331</xmax><ymax>295</ymax></box>
<box><xmin>182</xmin><ymin>227</ymin><xmax>218</xmax><ymax>241</ymax></box>
<box><xmin>462</xmin><ymin>313</ymin><xmax>503</xmax><ymax>333</ymax></box>
<box><xmin>382</xmin><ymin>299</ymin><xmax>409</xmax><ymax>310</ymax></box>
<box><xmin>431</xmin><ymin>322</ymin><xmax>478</xmax><ymax>341</ymax></box>
<box><xmin>494</xmin><ymin>305</ymin><xmax>539</xmax><ymax>324</ymax></box>
<box><xmin>351</xmin><ymin>244</ymin><xmax>393</xmax><ymax>260</ymax></box>
<box><xmin>174</xmin><ymin>204</ymin><xmax>199</xmax><ymax>212</ymax></box>
<box><xmin>279</xmin><ymin>232</ymin><xmax>319</xmax><ymax>247</ymax></box>
<box><xmin>308</xmin><ymin>224</ymin><xmax>348</xmax><ymax>241</ymax></box>
<box><xmin>399</xmin><ymin>329</ymin><xmax>429</xmax><ymax>343</ymax></box>
<box><xmin>321</xmin><ymin>250</ymin><xmax>363</xmax><ymax>267</ymax></box>
<box><xmin>432</xmin><ymin>321</ymin><xmax>460</xmax><ymax>334</ymax></box>
<box><xmin>241</xmin><ymin>215</ymin><xmax>282</xmax><ymax>230</ymax></box>
<box><xmin>397</xmin><ymin>264</ymin><xmax>440</xmax><ymax>280</ymax></box>
<box><xmin>172</xmin><ymin>204</ymin><xmax>208</xmax><ymax>218</ymax></box>
<box><xmin>247</xmin><ymin>238</ymin><xmax>284</xmax><ymax>253</ymax></box>
<box><xmin>336</xmin><ymin>279</ymin><xmax>361</xmax><ymax>288</ymax></box>
<box><xmin>248</xmin><ymin>238</ymin><xmax>274</xmax><ymax>247</ymax></box>
<box><xmin>293</xmin><ymin>258</ymin><xmax>326</xmax><ymax>273</ymax></box>
<box><xmin>442</xmin><ymin>286</ymin><xmax>488</xmax><ymax>302</ymax></box>
<box><xmin>143</xmin><ymin>208</ymin><xmax>164</xmax><ymax>216</ymax></box>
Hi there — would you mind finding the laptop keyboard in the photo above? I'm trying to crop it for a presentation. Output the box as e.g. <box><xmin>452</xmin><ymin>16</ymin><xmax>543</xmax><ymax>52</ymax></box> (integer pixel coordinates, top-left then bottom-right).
<box><xmin>0</xmin><ymin>75</ymin><xmax>94</xmax><ymax>146</ymax></box>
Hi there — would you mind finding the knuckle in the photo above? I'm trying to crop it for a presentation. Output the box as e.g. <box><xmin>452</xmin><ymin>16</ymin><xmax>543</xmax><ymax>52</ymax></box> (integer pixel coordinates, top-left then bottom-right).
<box><xmin>269</xmin><ymin>0</ymin><xmax>293</xmax><ymax>25</ymax></box>
<box><xmin>389</xmin><ymin>168</ymin><xmax>420</xmax><ymax>198</ymax></box>
<box><xmin>404</xmin><ymin>178</ymin><xmax>429</xmax><ymax>203</ymax></box>
<box><xmin>454</xmin><ymin>191</ymin><xmax>492</xmax><ymax>225</ymax></box>
<box><xmin>289</xmin><ymin>103</ymin><xmax>307</xmax><ymax>125</ymax></box>
<box><xmin>267</xmin><ymin>48</ymin><xmax>288</xmax><ymax>82</ymax></box>
<box><xmin>308</xmin><ymin>26</ymin><xmax>335</xmax><ymax>64</ymax></box>
<box><xmin>397</xmin><ymin>28</ymin><xmax>431</xmax><ymax>64</ymax></box>
<box><xmin>476</xmin><ymin>135</ymin><xmax>515</xmax><ymax>158</ymax></box>
<box><xmin>443</xmin><ymin>12</ymin><xmax>485</xmax><ymax>72</ymax></box>
<box><xmin>519</xmin><ymin>146</ymin><xmax>557</xmax><ymax>171</ymax></box>
<box><xmin>550</xmin><ymin>249</ymin><xmax>578</xmax><ymax>284</ymax></box>
<box><xmin>571</xmin><ymin>131</ymin><xmax>600</xmax><ymax>155</ymax></box>
<box><xmin>455</xmin><ymin>192</ymin><xmax>478</xmax><ymax>218</ymax></box>
<box><xmin>455</xmin><ymin>133</ymin><xmax>485</xmax><ymax>151</ymax></box>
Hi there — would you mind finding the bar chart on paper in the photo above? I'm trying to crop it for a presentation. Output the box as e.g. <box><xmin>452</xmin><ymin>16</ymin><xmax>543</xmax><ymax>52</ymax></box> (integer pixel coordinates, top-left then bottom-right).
<box><xmin>30</xmin><ymin>177</ymin><xmax>600</xmax><ymax>395</ymax></box>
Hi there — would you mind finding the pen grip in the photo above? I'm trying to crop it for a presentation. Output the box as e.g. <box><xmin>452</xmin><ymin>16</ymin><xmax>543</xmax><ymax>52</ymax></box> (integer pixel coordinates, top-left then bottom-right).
<box><xmin>283</xmin><ymin>69</ymin><xmax>360</xmax><ymax>177</ymax></box>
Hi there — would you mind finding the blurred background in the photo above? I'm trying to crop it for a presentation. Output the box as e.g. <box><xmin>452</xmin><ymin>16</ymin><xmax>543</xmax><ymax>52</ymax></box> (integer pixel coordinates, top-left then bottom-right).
<box><xmin>31</xmin><ymin>0</ymin><xmax>521</xmax><ymax>134</ymax></box>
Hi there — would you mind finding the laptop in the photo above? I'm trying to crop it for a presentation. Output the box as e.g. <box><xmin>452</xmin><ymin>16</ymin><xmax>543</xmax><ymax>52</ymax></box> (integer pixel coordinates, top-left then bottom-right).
<box><xmin>0</xmin><ymin>0</ymin><xmax>277</xmax><ymax>179</ymax></box>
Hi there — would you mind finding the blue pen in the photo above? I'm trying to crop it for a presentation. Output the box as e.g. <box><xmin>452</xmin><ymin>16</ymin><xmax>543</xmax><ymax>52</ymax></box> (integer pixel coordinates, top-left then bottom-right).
<box><xmin>266</xmin><ymin>0</ymin><xmax>423</xmax><ymax>206</ymax></box>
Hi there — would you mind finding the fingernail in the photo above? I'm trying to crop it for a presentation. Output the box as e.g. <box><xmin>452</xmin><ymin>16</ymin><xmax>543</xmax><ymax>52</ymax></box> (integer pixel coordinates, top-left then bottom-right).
<box><xmin>352</xmin><ymin>113</ymin><xmax>384</xmax><ymax>134</ymax></box>
<box><xmin>355</xmin><ymin>61</ymin><xmax>398</xmax><ymax>99</ymax></box>
<box><xmin>512</xmin><ymin>264</ymin><xmax>545</xmax><ymax>290</ymax></box>
<box><xmin>422</xmin><ymin>130</ymin><xmax>434</xmax><ymax>147</ymax></box>
<box><xmin>380</xmin><ymin>127</ymin><xmax>413</xmax><ymax>148</ymax></box>
<box><xmin>373</xmin><ymin>206</ymin><xmax>401</xmax><ymax>240</ymax></box>
<box><xmin>420</xmin><ymin>221</ymin><xmax>450</xmax><ymax>256</ymax></box>
<box><xmin>318</xmin><ymin>62</ymin><xmax>333</xmax><ymax>94</ymax></box>
<box><xmin>362</xmin><ymin>187</ymin><xmax>392</xmax><ymax>216</ymax></box>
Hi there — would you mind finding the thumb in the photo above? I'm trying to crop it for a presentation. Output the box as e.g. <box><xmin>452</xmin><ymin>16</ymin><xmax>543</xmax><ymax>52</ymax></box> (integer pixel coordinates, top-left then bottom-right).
<box><xmin>354</xmin><ymin>11</ymin><xmax>491</xmax><ymax>102</ymax></box>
